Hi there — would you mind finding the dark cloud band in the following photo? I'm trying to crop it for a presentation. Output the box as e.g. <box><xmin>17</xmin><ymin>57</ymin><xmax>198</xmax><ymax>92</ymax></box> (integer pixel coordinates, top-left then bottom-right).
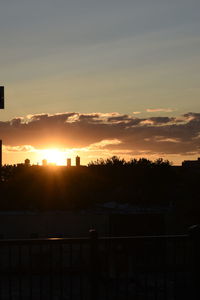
<box><xmin>0</xmin><ymin>112</ymin><xmax>200</xmax><ymax>156</ymax></box>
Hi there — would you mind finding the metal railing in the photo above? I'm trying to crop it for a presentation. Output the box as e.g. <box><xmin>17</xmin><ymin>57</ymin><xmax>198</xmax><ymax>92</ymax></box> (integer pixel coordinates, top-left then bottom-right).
<box><xmin>0</xmin><ymin>228</ymin><xmax>199</xmax><ymax>300</ymax></box>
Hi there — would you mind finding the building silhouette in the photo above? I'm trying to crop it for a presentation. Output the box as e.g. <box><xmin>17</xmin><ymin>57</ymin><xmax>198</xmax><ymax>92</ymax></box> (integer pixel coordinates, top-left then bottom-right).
<box><xmin>76</xmin><ymin>156</ymin><xmax>80</xmax><ymax>167</ymax></box>
<box><xmin>24</xmin><ymin>159</ymin><xmax>30</xmax><ymax>167</ymax></box>
<box><xmin>67</xmin><ymin>158</ymin><xmax>71</xmax><ymax>167</ymax></box>
<box><xmin>42</xmin><ymin>159</ymin><xmax>48</xmax><ymax>166</ymax></box>
<box><xmin>182</xmin><ymin>157</ymin><xmax>200</xmax><ymax>168</ymax></box>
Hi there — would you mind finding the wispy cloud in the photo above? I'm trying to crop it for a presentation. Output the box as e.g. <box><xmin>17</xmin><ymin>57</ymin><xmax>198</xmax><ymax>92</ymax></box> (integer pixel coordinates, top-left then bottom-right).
<box><xmin>132</xmin><ymin>111</ymin><xmax>141</xmax><ymax>115</ymax></box>
<box><xmin>3</xmin><ymin>145</ymin><xmax>36</xmax><ymax>152</ymax></box>
<box><xmin>88</xmin><ymin>139</ymin><xmax>122</xmax><ymax>150</ymax></box>
<box><xmin>154</xmin><ymin>137</ymin><xmax>181</xmax><ymax>143</ymax></box>
<box><xmin>146</xmin><ymin>108</ymin><xmax>174</xmax><ymax>113</ymax></box>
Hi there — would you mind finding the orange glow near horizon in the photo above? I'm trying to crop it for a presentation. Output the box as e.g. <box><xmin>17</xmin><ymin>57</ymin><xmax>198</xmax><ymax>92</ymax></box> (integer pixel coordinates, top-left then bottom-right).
<box><xmin>3</xmin><ymin>145</ymin><xmax>198</xmax><ymax>167</ymax></box>
<box><xmin>39</xmin><ymin>149</ymin><xmax>70</xmax><ymax>166</ymax></box>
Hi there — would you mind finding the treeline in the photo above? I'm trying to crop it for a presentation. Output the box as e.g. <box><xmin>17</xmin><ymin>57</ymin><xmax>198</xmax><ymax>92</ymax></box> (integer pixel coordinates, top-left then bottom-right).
<box><xmin>88</xmin><ymin>156</ymin><xmax>171</xmax><ymax>167</ymax></box>
<box><xmin>0</xmin><ymin>157</ymin><xmax>199</xmax><ymax>218</ymax></box>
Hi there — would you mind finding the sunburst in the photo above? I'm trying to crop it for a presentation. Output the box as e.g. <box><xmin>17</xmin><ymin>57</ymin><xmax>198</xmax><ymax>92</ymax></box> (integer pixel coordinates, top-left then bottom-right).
<box><xmin>41</xmin><ymin>149</ymin><xmax>68</xmax><ymax>165</ymax></box>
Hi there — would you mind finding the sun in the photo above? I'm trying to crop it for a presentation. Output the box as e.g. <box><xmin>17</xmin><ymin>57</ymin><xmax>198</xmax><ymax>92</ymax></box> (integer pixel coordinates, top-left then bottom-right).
<box><xmin>41</xmin><ymin>149</ymin><xmax>67</xmax><ymax>165</ymax></box>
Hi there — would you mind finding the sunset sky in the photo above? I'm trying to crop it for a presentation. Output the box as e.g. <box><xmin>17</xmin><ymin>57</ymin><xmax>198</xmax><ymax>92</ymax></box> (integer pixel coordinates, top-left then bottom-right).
<box><xmin>0</xmin><ymin>0</ymin><xmax>200</xmax><ymax>165</ymax></box>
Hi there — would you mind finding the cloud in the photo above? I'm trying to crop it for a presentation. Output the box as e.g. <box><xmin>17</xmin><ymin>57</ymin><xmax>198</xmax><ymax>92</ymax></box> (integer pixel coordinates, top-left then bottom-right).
<box><xmin>3</xmin><ymin>145</ymin><xmax>36</xmax><ymax>152</ymax></box>
<box><xmin>148</xmin><ymin>117</ymin><xmax>175</xmax><ymax>125</ymax></box>
<box><xmin>140</xmin><ymin>119</ymin><xmax>154</xmax><ymax>125</ymax></box>
<box><xmin>88</xmin><ymin>139</ymin><xmax>122</xmax><ymax>150</ymax></box>
<box><xmin>146</xmin><ymin>108</ymin><xmax>174</xmax><ymax>113</ymax></box>
<box><xmin>0</xmin><ymin>111</ymin><xmax>200</xmax><ymax>160</ymax></box>
<box><xmin>107</xmin><ymin>114</ymin><xmax>132</xmax><ymax>124</ymax></box>
<box><xmin>132</xmin><ymin>111</ymin><xmax>141</xmax><ymax>115</ymax></box>
<box><xmin>154</xmin><ymin>137</ymin><xmax>181</xmax><ymax>143</ymax></box>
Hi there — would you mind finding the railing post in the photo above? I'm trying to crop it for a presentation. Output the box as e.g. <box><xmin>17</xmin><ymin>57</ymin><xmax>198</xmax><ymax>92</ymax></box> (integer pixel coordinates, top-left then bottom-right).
<box><xmin>188</xmin><ymin>224</ymin><xmax>200</xmax><ymax>300</ymax></box>
<box><xmin>89</xmin><ymin>228</ymin><xmax>99</xmax><ymax>300</ymax></box>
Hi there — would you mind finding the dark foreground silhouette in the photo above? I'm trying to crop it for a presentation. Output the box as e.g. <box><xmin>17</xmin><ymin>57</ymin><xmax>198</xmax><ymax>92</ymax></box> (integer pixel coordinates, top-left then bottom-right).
<box><xmin>0</xmin><ymin>157</ymin><xmax>199</xmax><ymax>299</ymax></box>
<box><xmin>0</xmin><ymin>156</ymin><xmax>199</xmax><ymax>223</ymax></box>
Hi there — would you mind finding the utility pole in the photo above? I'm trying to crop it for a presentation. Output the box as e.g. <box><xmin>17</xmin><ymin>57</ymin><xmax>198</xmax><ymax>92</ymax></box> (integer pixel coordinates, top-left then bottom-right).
<box><xmin>0</xmin><ymin>86</ymin><xmax>4</xmax><ymax>109</ymax></box>
<box><xmin>0</xmin><ymin>86</ymin><xmax>4</xmax><ymax>171</ymax></box>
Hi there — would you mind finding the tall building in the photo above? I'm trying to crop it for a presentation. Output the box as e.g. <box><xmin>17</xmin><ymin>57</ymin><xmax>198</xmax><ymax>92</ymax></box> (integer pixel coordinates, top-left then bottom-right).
<box><xmin>42</xmin><ymin>159</ymin><xmax>48</xmax><ymax>166</ymax></box>
<box><xmin>76</xmin><ymin>156</ymin><xmax>80</xmax><ymax>167</ymax></box>
<box><xmin>67</xmin><ymin>158</ymin><xmax>71</xmax><ymax>167</ymax></box>
<box><xmin>24</xmin><ymin>159</ymin><xmax>30</xmax><ymax>167</ymax></box>
<box><xmin>0</xmin><ymin>86</ymin><xmax>4</xmax><ymax>109</ymax></box>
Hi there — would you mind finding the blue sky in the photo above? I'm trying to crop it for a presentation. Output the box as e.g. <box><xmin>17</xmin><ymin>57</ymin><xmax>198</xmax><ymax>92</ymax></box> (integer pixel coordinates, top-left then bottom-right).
<box><xmin>0</xmin><ymin>1</ymin><xmax>200</xmax><ymax>164</ymax></box>
<box><xmin>1</xmin><ymin>0</ymin><xmax>200</xmax><ymax>118</ymax></box>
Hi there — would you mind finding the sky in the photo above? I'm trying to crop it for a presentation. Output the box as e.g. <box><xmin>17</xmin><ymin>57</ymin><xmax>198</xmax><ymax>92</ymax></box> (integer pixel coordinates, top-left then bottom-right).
<box><xmin>0</xmin><ymin>0</ymin><xmax>200</xmax><ymax>165</ymax></box>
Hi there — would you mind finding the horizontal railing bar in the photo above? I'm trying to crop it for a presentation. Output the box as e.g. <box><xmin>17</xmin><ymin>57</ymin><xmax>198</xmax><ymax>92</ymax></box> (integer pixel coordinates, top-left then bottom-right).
<box><xmin>99</xmin><ymin>234</ymin><xmax>189</xmax><ymax>241</ymax></box>
<box><xmin>0</xmin><ymin>234</ymin><xmax>189</xmax><ymax>246</ymax></box>
<box><xmin>0</xmin><ymin>237</ymin><xmax>90</xmax><ymax>246</ymax></box>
